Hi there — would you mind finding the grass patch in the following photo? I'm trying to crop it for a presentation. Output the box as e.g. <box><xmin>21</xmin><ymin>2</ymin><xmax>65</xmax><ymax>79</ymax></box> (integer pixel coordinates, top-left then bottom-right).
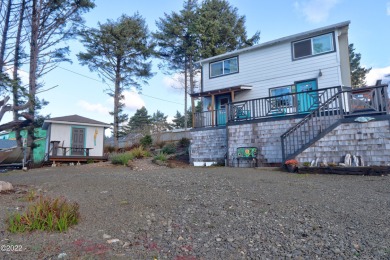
<box><xmin>154</xmin><ymin>152</ymin><xmax>168</xmax><ymax>162</ymax></box>
<box><xmin>8</xmin><ymin>196</ymin><xmax>80</xmax><ymax>233</ymax></box>
<box><xmin>109</xmin><ymin>152</ymin><xmax>135</xmax><ymax>165</ymax></box>
<box><xmin>130</xmin><ymin>146</ymin><xmax>149</xmax><ymax>159</ymax></box>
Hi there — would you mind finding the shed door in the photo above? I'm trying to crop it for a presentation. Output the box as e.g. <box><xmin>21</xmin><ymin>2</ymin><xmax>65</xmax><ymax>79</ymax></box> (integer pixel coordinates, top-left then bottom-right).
<box><xmin>72</xmin><ymin>128</ymin><xmax>85</xmax><ymax>155</ymax></box>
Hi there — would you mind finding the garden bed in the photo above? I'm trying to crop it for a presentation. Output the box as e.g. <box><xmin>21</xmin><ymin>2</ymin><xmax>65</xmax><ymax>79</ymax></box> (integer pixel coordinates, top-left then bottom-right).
<box><xmin>298</xmin><ymin>166</ymin><xmax>390</xmax><ymax>176</ymax></box>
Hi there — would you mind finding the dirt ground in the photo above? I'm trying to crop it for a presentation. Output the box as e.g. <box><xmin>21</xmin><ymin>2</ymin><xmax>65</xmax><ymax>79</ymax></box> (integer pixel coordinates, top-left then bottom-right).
<box><xmin>0</xmin><ymin>160</ymin><xmax>389</xmax><ymax>259</ymax></box>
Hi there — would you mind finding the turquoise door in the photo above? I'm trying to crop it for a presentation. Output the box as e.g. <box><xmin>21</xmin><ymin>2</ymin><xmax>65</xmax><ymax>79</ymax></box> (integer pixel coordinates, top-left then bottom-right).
<box><xmin>216</xmin><ymin>95</ymin><xmax>230</xmax><ymax>126</ymax></box>
<box><xmin>296</xmin><ymin>80</ymin><xmax>318</xmax><ymax>113</ymax></box>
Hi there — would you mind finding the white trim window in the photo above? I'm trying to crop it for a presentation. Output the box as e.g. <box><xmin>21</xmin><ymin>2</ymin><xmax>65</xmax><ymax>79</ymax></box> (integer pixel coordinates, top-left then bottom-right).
<box><xmin>210</xmin><ymin>57</ymin><xmax>238</xmax><ymax>78</ymax></box>
<box><xmin>292</xmin><ymin>33</ymin><xmax>334</xmax><ymax>59</ymax></box>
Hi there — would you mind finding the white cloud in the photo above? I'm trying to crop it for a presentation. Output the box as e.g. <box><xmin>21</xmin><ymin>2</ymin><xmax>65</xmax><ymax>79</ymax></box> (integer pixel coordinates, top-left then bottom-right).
<box><xmin>294</xmin><ymin>0</ymin><xmax>340</xmax><ymax>23</ymax></box>
<box><xmin>78</xmin><ymin>90</ymin><xmax>145</xmax><ymax>117</ymax></box>
<box><xmin>387</xmin><ymin>2</ymin><xmax>390</xmax><ymax>15</ymax></box>
<box><xmin>365</xmin><ymin>66</ymin><xmax>390</xmax><ymax>85</ymax></box>
<box><xmin>77</xmin><ymin>100</ymin><xmax>110</xmax><ymax>115</ymax></box>
<box><xmin>162</xmin><ymin>72</ymin><xmax>201</xmax><ymax>92</ymax></box>
<box><xmin>122</xmin><ymin>90</ymin><xmax>145</xmax><ymax>110</ymax></box>
<box><xmin>163</xmin><ymin>73</ymin><xmax>184</xmax><ymax>90</ymax></box>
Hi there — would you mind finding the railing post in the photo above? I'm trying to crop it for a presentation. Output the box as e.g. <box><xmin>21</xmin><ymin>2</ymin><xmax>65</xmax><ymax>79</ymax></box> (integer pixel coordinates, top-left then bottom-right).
<box><xmin>281</xmin><ymin>135</ymin><xmax>285</xmax><ymax>162</ymax></box>
<box><xmin>337</xmin><ymin>91</ymin><xmax>344</xmax><ymax>118</ymax></box>
<box><xmin>384</xmin><ymin>85</ymin><xmax>390</xmax><ymax>114</ymax></box>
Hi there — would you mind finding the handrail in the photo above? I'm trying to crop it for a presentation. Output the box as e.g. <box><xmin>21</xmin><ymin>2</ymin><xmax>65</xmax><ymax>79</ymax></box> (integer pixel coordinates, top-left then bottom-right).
<box><xmin>281</xmin><ymin>85</ymin><xmax>389</xmax><ymax>161</ymax></box>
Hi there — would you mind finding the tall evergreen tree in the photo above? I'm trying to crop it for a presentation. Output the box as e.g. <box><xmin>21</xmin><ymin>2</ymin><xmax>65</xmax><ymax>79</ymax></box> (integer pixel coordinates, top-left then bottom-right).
<box><xmin>349</xmin><ymin>43</ymin><xmax>371</xmax><ymax>88</ymax></box>
<box><xmin>78</xmin><ymin>13</ymin><xmax>154</xmax><ymax>149</ymax></box>
<box><xmin>195</xmin><ymin>0</ymin><xmax>260</xmax><ymax>58</ymax></box>
<box><xmin>154</xmin><ymin>0</ymin><xmax>198</xmax><ymax>130</ymax></box>
<box><xmin>154</xmin><ymin>0</ymin><xmax>259</xmax><ymax>127</ymax></box>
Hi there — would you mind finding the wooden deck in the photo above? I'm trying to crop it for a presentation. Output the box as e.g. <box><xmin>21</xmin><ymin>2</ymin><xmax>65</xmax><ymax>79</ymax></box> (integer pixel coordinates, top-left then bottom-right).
<box><xmin>48</xmin><ymin>155</ymin><xmax>108</xmax><ymax>163</ymax></box>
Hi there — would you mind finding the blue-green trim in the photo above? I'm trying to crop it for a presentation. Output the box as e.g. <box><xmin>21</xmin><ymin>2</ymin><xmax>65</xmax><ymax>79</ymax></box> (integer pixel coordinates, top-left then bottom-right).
<box><xmin>70</xmin><ymin>126</ymin><xmax>87</xmax><ymax>156</ymax></box>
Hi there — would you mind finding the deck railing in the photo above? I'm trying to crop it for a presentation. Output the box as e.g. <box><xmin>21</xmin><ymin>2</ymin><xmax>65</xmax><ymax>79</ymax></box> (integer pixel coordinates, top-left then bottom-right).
<box><xmin>281</xmin><ymin>85</ymin><xmax>389</xmax><ymax>160</ymax></box>
<box><xmin>193</xmin><ymin>86</ymin><xmax>341</xmax><ymax>128</ymax></box>
<box><xmin>194</xmin><ymin>108</ymin><xmax>228</xmax><ymax>128</ymax></box>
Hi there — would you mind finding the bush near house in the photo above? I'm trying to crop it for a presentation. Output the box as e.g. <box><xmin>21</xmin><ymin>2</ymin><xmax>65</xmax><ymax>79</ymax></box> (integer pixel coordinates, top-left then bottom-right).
<box><xmin>162</xmin><ymin>143</ymin><xmax>176</xmax><ymax>154</ymax></box>
<box><xmin>140</xmin><ymin>135</ymin><xmax>153</xmax><ymax>147</ymax></box>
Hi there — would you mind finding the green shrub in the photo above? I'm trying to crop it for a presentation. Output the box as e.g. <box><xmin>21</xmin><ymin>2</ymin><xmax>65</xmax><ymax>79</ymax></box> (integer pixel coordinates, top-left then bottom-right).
<box><xmin>8</xmin><ymin>196</ymin><xmax>79</xmax><ymax>233</ymax></box>
<box><xmin>110</xmin><ymin>152</ymin><xmax>134</xmax><ymax>165</ymax></box>
<box><xmin>154</xmin><ymin>152</ymin><xmax>168</xmax><ymax>162</ymax></box>
<box><xmin>162</xmin><ymin>143</ymin><xmax>176</xmax><ymax>154</ymax></box>
<box><xmin>178</xmin><ymin>137</ymin><xmax>190</xmax><ymax>148</ymax></box>
<box><xmin>140</xmin><ymin>135</ymin><xmax>153</xmax><ymax>147</ymax></box>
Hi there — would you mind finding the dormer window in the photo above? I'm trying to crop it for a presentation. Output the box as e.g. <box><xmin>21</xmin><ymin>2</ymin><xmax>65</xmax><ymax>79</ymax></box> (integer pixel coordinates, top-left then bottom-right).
<box><xmin>292</xmin><ymin>33</ymin><xmax>334</xmax><ymax>60</ymax></box>
<box><xmin>210</xmin><ymin>57</ymin><xmax>238</xmax><ymax>78</ymax></box>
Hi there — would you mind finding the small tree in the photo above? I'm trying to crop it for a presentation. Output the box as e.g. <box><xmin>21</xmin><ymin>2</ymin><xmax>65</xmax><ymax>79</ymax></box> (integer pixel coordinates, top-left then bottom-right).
<box><xmin>349</xmin><ymin>43</ymin><xmax>371</xmax><ymax>88</ymax></box>
<box><xmin>78</xmin><ymin>13</ymin><xmax>154</xmax><ymax>149</ymax></box>
<box><xmin>124</xmin><ymin>106</ymin><xmax>151</xmax><ymax>134</ymax></box>
<box><xmin>151</xmin><ymin>110</ymin><xmax>172</xmax><ymax>133</ymax></box>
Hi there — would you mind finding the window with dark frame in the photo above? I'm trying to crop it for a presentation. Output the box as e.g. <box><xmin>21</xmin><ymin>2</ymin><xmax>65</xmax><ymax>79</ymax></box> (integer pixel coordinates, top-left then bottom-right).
<box><xmin>210</xmin><ymin>57</ymin><xmax>238</xmax><ymax>78</ymax></box>
<box><xmin>292</xmin><ymin>33</ymin><xmax>334</xmax><ymax>59</ymax></box>
<box><xmin>269</xmin><ymin>86</ymin><xmax>293</xmax><ymax>108</ymax></box>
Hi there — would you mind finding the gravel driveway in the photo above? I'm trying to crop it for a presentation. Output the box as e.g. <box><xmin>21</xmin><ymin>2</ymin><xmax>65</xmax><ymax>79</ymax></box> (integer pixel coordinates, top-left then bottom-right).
<box><xmin>0</xmin><ymin>161</ymin><xmax>389</xmax><ymax>259</ymax></box>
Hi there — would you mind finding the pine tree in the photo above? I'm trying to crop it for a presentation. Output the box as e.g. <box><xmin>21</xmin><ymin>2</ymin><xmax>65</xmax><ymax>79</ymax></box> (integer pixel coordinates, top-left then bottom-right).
<box><xmin>349</xmin><ymin>43</ymin><xmax>371</xmax><ymax>88</ymax></box>
<box><xmin>78</xmin><ymin>14</ymin><xmax>154</xmax><ymax>148</ymax></box>
<box><xmin>172</xmin><ymin>110</ymin><xmax>184</xmax><ymax>129</ymax></box>
<box><xmin>154</xmin><ymin>0</ymin><xmax>259</xmax><ymax>128</ymax></box>
<box><xmin>124</xmin><ymin>106</ymin><xmax>151</xmax><ymax>134</ymax></box>
<box><xmin>151</xmin><ymin>110</ymin><xmax>172</xmax><ymax>132</ymax></box>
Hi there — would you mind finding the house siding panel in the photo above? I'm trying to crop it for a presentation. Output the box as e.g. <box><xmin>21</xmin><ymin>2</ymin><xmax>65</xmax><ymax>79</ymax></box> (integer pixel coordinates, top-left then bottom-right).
<box><xmin>202</xmin><ymin>39</ymin><xmax>343</xmax><ymax>103</ymax></box>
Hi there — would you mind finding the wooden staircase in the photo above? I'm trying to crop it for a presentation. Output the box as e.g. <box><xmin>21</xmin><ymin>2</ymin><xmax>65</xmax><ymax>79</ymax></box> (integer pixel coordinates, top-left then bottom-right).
<box><xmin>281</xmin><ymin>85</ymin><xmax>389</xmax><ymax>161</ymax></box>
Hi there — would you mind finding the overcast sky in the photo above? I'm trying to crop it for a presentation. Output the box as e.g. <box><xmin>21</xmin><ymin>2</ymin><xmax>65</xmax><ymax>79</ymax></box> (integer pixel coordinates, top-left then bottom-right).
<box><xmin>4</xmin><ymin>0</ymin><xmax>390</xmax><ymax>133</ymax></box>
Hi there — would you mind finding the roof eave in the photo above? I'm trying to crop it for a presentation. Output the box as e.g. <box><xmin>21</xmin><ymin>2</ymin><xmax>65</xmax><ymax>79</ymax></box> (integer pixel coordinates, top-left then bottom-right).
<box><xmin>197</xmin><ymin>20</ymin><xmax>350</xmax><ymax>64</ymax></box>
<box><xmin>42</xmin><ymin>120</ymin><xmax>111</xmax><ymax>130</ymax></box>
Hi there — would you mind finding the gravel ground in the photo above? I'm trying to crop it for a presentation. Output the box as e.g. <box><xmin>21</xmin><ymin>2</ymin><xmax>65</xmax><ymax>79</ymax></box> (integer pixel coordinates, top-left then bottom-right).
<box><xmin>0</xmin><ymin>160</ymin><xmax>389</xmax><ymax>259</ymax></box>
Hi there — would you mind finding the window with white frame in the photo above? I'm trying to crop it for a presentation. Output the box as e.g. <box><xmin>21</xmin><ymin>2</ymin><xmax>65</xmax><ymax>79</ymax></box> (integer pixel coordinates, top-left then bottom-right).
<box><xmin>269</xmin><ymin>86</ymin><xmax>293</xmax><ymax>108</ymax></box>
<box><xmin>210</xmin><ymin>57</ymin><xmax>238</xmax><ymax>78</ymax></box>
<box><xmin>292</xmin><ymin>33</ymin><xmax>334</xmax><ymax>59</ymax></box>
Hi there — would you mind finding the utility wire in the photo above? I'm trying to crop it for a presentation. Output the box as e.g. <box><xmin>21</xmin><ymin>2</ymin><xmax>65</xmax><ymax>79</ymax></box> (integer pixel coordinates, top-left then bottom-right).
<box><xmin>57</xmin><ymin>66</ymin><xmax>184</xmax><ymax>105</ymax></box>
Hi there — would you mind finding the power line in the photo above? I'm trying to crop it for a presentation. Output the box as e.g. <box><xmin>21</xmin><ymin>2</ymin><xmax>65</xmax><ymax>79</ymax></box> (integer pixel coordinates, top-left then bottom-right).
<box><xmin>57</xmin><ymin>66</ymin><xmax>184</xmax><ymax>105</ymax></box>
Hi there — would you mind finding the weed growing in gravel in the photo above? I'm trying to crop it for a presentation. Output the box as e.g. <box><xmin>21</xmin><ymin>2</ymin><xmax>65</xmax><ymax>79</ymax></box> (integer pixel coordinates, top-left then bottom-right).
<box><xmin>154</xmin><ymin>152</ymin><xmax>168</xmax><ymax>162</ymax></box>
<box><xmin>26</xmin><ymin>189</ymin><xmax>37</xmax><ymax>201</ymax></box>
<box><xmin>109</xmin><ymin>152</ymin><xmax>135</xmax><ymax>165</ymax></box>
<box><xmin>8</xmin><ymin>196</ymin><xmax>80</xmax><ymax>233</ymax></box>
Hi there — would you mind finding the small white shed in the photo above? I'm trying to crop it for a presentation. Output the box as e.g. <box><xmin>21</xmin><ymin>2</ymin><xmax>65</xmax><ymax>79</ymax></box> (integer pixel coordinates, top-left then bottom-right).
<box><xmin>42</xmin><ymin>115</ymin><xmax>110</xmax><ymax>161</ymax></box>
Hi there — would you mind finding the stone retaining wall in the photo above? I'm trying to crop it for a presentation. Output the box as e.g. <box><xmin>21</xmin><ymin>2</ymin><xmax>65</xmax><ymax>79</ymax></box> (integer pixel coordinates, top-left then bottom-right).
<box><xmin>296</xmin><ymin>119</ymin><xmax>390</xmax><ymax>166</ymax></box>
<box><xmin>190</xmin><ymin>128</ymin><xmax>227</xmax><ymax>164</ymax></box>
<box><xmin>227</xmin><ymin>118</ymin><xmax>303</xmax><ymax>166</ymax></box>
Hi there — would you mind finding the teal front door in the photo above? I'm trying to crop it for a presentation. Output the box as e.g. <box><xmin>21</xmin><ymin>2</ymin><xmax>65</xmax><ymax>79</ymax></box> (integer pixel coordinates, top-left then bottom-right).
<box><xmin>216</xmin><ymin>95</ymin><xmax>230</xmax><ymax>126</ymax></box>
<box><xmin>296</xmin><ymin>80</ymin><xmax>318</xmax><ymax>113</ymax></box>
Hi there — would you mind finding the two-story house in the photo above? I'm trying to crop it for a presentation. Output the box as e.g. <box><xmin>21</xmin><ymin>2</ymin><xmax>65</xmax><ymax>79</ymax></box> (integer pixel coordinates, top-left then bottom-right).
<box><xmin>190</xmin><ymin>21</ymin><xmax>389</xmax><ymax>167</ymax></box>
